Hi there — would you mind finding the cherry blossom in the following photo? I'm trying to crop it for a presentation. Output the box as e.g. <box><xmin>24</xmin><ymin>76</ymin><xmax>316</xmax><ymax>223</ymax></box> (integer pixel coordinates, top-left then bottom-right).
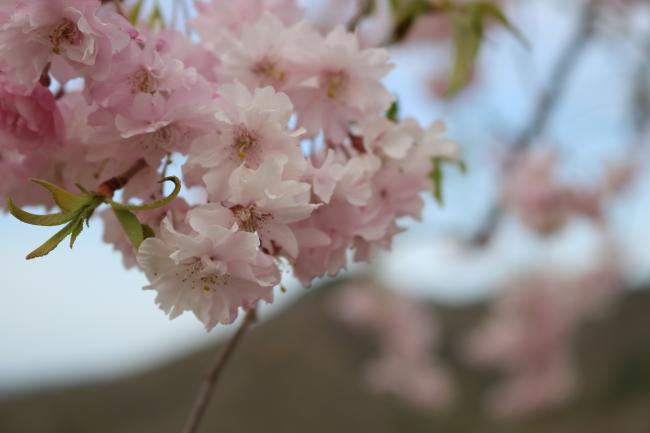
<box><xmin>187</xmin><ymin>81</ymin><xmax>304</xmax><ymax>199</ymax></box>
<box><xmin>333</xmin><ymin>282</ymin><xmax>454</xmax><ymax>410</ymax></box>
<box><xmin>0</xmin><ymin>0</ymin><xmax>132</xmax><ymax>88</ymax></box>
<box><xmin>289</xmin><ymin>26</ymin><xmax>394</xmax><ymax>142</ymax></box>
<box><xmin>0</xmin><ymin>79</ymin><xmax>64</xmax><ymax>153</ymax></box>
<box><xmin>222</xmin><ymin>159</ymin><xmax>318</xmax><ymax>258</ymax></box>
<box><xmin>137</xmin><ymin>204</ymin><xmax>280</xmax><ymax>330</ymax></box>
<box><xmin>0</xmin><ymin>0</ymin><xmax>458</xmax><ymax>331</ymax></box>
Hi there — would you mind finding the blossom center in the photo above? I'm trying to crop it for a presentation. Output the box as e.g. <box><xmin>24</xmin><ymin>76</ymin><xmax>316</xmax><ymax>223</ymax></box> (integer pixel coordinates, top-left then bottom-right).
<box><xmin>49</xmin><ymin>19</ymin><xmax>81</xmax><ymax>54</ymax></box>
<box><xmin>323</xmin><ymin>70</ymin><xmax>346</xmax><ymax>99</ymax></box>
<box><xmin>251</xmin><ymin>59</ymin><xmax>285</xmax><ymax>82</ymax></box>
<box><xmin>233</xmin><ymin>126</ymin><xmax>257</xmax><ymax>158</ymax></box>
<box><xmin>180</xmin><ymin>259</ymin><xmax>230</xmax><ymax>292</ymax></box>
<box><xmin>130</xmin><ymin>67</ymin><xmax>158</xmax><ymax>94</ymax></box>
<box><xmin>231</xmin><ymin>205</ymin><xmax>268</xmax><ymax>232</ymax></box>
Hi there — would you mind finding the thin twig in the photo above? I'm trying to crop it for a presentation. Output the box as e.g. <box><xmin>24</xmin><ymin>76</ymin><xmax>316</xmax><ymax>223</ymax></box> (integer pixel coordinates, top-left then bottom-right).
<box><xmin>159</xmin><ymin>153</ymin><xmax>173</xmax><ymax>195</ymax></box>
<box><xmin>96</xmin><ymin>158</ymin><xmax>147</xmax><ymax>197</ymax></box>
<box><xmin>181</xmin><ymin>308</ymin><xmax>258</xmax><ymax>433</ymax></box>
<box><xmin>469</xmin><ymin>0</ymin><xmax>599</xmax><ymax>246</ymax></box>
<box><xmin>111</xmin><ymin>0</ymin><xmax>126</xmax><ymax>18</ymax></box>
<box><xmin>509</xmin><ymin>0</ymin><xmax>599</xmax><ymax>156</ymax></box>
<box><xmin>631</xmin><ymin>34</ymin><xmax>650</xmax><ymax>137</ymax></box>
<box><xmin>347</xmin><ymin>0</ymin><xmax>373</xmax><ymax>33</ymax></box>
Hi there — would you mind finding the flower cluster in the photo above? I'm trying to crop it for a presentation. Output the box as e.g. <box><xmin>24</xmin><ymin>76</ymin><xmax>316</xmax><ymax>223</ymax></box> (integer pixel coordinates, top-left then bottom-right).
<box><xmin>0</xmin><ymin>0</ymin><xmax>458</xmax><ymax>330</ymax></box>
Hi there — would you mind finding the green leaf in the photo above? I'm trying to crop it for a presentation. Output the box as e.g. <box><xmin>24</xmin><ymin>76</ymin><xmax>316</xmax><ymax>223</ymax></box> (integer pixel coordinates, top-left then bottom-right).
<box><xmin>30</xmin><ymin>179</ymin><xmax>87</xmax><ymax>211</ymax></box>
<box><xmin>430</xmin><ymin>158</ymin><xmax>444</xmax><ymax>205</ymax></box>
<box><xmin>7</xmin><ymin>199</ymin><xmax>77</xmax><ymax>226</ymax></box>
<box><xmin>128</xmin><ymin>0</ymin><xmax>144</xmax><ymax>24</ymax></box>
<box><xmin>386</xmin><ymin>100</ymin><xmax>400</xmax><ymax>123</ymax></box>
<box><xmin>430</xmin><ymin>157</ymin><xmax>467</xmax><ymax>206</ymax></box>
<box><xmin>473</xmin><ymin>2</ymin><xmax>528</xmax><ymax>47</ymax></box>
<box><xmin>141</xmin><ymin>223</ymin><xmax>156</xmax><ymax>240</ymax></box>
<box><xmin>112</xmin><ymin>208</ymin><xmax>145</xmax><ymax>249</ymax></box>
<box><xmin>447</xmin><ymin>11</ymin><xmax>481</xmax><ymax>95</ymax></box>
<box><xmin>447</xmin><ymin>2</ymin><xmax>527</xmax><ymax>96</ymax></box>
<box><xmin>393</xmin><ymin>0</ymin><xmax>432</xmax><ymax>40</ymax></box>
<box><xmin>148</xmin><ymin>3</ymin><xmax>165</xmax><ymax>28</ymax></box>
<box><xmin>108</xmin><ymin>176</ymin><xmax>181</xmax><ymax>211</ymax></box>
<box><xmin>26</xmin><ymin>219</ymin><xmax>78</xmax><ymax>260</ymax></box>
<box><xmin>69</xmin><ymin>219</ymin><xmax>84</xmax><ymax>248</ymax></box>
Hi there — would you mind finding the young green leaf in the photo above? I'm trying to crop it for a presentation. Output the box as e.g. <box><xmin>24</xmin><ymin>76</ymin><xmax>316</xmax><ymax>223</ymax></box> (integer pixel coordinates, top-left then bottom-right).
<box><xmin>447</xmin><ymin>10</ymin><xmax>481</xmax><ymax>96</ymax></box>
<box><xmin>112</xmin><ymin>208</ymin><xmax>145</xmax><ymax>249</ymax></box>
<box><xmin>474</xmin><ymin>2</ymin><xmax>528</xmax><ymax>47</ymax></box>
<box><xmin>430</xmin><ymin>158</ymin><xmax>444</xmax><ymax>205</ymax></box>
<box><xmin>26</xmin><ymin>219</ymin><xmax>78</xmax><ymax>260</ymax></box>
<box><xmin>141</xmin><ymin>223</ymin><xmax>156</xmax><ymax>240</ymax></box>
<box><xmin>128</xmin><ymin>0</ymin><xmax>144</xmax><ymax>24</ymax></box>
<box><xmin>108</xmin><ymin>176</ymin><xmax>181</xmax><ymax>211</ymax></box>
<box><xmin>30</xmin><ymin>178</ymin><xmax>88</xmax><ymax>211</ymax></box>
<box><xmin>148</xmin><ymin>3</ymin><xmax>165</xmax><ymax>28</ymax></box>
<box><xmin>430</xmin><ymin>157</ymin><xmax>468</xmax><ymax>206</ymax></box>
<box><xmin>69</xmin><ymin>219</ymin><xmax>85</xmax><ymax>248</ymax></box>
<box><xmin>447</xmin><ymin>1</ymin><xmax>527</xmax><ymax>96</ymax></box>
<box><xmin>7</xmin><ymin>199</ymin><xmax>77</xmax><ymax>226</ymax></box>
<box><xmin>386</xmin><ymin>100</ymin><xmax>400</xmax><ymax>123</ymax></box>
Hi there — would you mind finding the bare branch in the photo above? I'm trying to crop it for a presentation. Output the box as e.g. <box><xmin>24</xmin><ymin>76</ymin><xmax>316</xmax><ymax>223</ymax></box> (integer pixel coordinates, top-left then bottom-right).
<box><xmin>469</xmin><ymin>0</ymin><xmax>599</xmax><ymax>246</ymax></box>
<box><xmin>181</xmin><ymin>308</ymin><xmax>258</xmax><ymax>433</ymax></box>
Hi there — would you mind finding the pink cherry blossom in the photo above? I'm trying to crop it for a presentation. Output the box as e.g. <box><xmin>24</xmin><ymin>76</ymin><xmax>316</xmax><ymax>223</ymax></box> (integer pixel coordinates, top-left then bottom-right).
<box><xmin>503</xmin><ymin>150</ymin><xmax>602</xmax><ymax>234</ymax></box>
<box><xmin>222</xmin><ymin>159</ymin><xmax>318</xmax><ymax>258</ymax></box>
<box><xmin>466</xmin><ymin>257</ymin><xmax>622</xmax><ymax>416</ymax></box>
<box><xmin>333</xmin><ymin>282</ymin><xmax>453</xmax><ymax>410</ymax></box>
<box><xmin>137</xmin><ymin>204</ymin><xmax>280</xmax><ymax>330</ymax></box>
<box><xmin>217</xmin><ymin>13</ymin><xmax>318</xmax><ymax>92</ymax></box>
<box><xmin>187</xmin><ymin>81</ymin><xmax>304</xmax><ymax>200</ymax></box>
<box><xmin>289</xmin><ymin>26</ymin><xmax>394</xmax><ymax>142</ymax></box>
<box><xmin>0</xmin><ymin>79</ymin><xmax>64</xmax><ymax>153</ymax></box>
<box><xmin>192</xmin><ymin>0</ymin><xmax>302</xmax><ymax>46</ymax></box>
<box><xmin>0</xmin><ymin>0</ymin><xmax>132</xmax><ymax>88</ymax></box>
<box><xmin>85</xmin><ymin>37</ymin><xmax>218</xmax><ymax>167</ymax></box>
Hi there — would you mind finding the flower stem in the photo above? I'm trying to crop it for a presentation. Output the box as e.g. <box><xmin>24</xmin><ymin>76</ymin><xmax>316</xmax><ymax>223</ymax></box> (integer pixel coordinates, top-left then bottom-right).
<box><xmin>96</xmin><ymin>158</ymin><xmax>147</xmax><ymax>198</ymax></box>
<box><xmin>181</xmin><ymin>308</ymin><xmax>258</xmax><ymax>433</ymax></box>
<box><xmin>111</xmin><ymin>0</ymin><xmax>127</xmax><ymax>18</ymax></box>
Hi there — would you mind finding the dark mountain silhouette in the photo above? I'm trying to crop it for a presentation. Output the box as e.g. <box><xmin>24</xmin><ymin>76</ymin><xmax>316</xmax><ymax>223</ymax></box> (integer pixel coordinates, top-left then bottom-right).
<box><xmin>2</xmin><ymin>280</ymin><xmax>650</xmax><ymax>433</ymax></box>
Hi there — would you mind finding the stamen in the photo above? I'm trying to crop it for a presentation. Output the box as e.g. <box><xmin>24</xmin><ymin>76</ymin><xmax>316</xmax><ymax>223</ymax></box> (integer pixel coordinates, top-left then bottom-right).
<box><xmin>323</xmin><ymin>71</ymin><xmax>346</xmax><ymax>99</ymax></box>
<box><xmin>231</xmin><ymin>205</ymin><xmax>268</xmax><ymax>232</ymax></box>
<box><xmin>179</xmin><ymin>259</ymin><xmax>230</xmax><ymax>292</ymax></box>
<box><xmin>233</xmin><ymin>126</ymin><xmax>257</xmax><ymax>159</ymax></box>
<box><xmin>130</xmin><ymin>67</ymin><xmax>158</xmax><ymax>94</ymax></box>
<box><xmin>251</xmin><ymin>59</ymin><xmax>285</xmax><ymax>82</ymax></box>
<box><xmin>49</xmin><ymin>19</ymin><xmax>80</xmax><ymax>54</ymax></box>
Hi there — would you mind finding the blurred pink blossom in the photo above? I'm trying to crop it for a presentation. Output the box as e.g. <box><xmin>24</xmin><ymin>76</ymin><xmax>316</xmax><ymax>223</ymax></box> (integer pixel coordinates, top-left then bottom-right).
<box><xmin>333</xmin><ymin>282</ymin><xmax>453</xmax><ymax>410</ymax></box>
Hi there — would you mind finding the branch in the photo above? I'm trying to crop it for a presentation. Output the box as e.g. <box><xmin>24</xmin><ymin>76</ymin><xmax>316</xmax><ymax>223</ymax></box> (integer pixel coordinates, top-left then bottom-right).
<box><xmin>347</xmin><ymin>0</ymin><xmax>373</xmax><ymax>33</ymax></box>
<box><xmin>96</xmin><ymin>158</ymin><xmax>147</xmax><ymax>198</ymax></box>
<box><xmin>509</xmin><ymin>0</ymin><xmax>598</xmax><ymax>155</ymax></box>
<box><xmin>469</xmin><ymin>0</ymin><xmax>599</xmax><ymax>246</ymax></box>
<box><xmin>631</xmin><ymin>34</ymin><xmax>650</xmax><ymax>137</ymax></box>
<box><xmin>181</xmin><ymin>308</ymin><xmax>258</xmax><ymax>433</ymax></box>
